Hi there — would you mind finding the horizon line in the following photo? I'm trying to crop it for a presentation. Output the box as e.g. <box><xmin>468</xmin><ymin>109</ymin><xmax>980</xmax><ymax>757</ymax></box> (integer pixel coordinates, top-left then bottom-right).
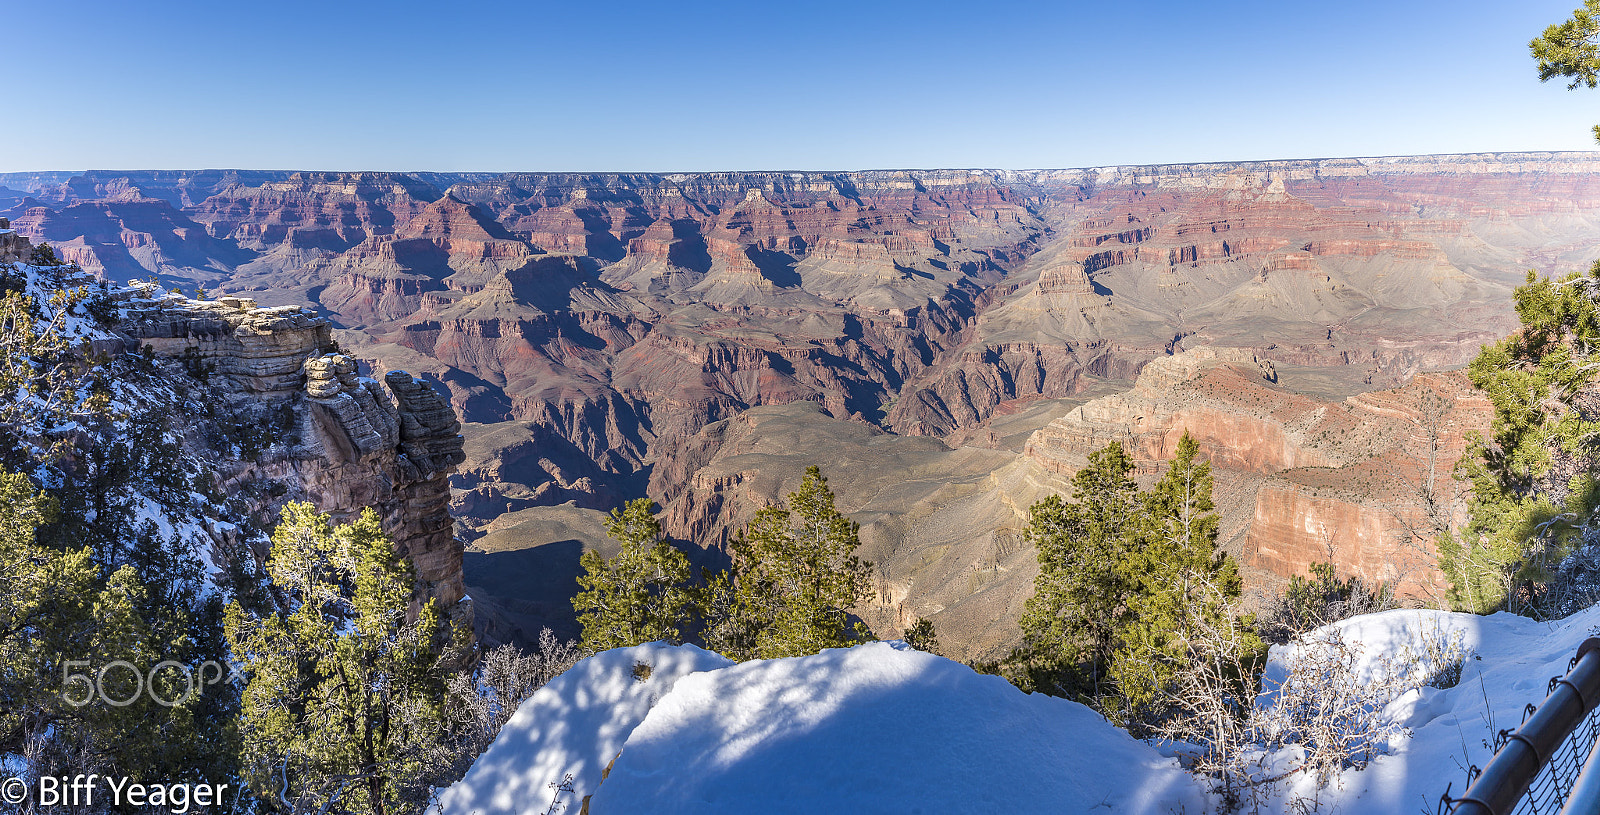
<box><xmin>8</xmin><ymin>149</ymin><xmax>1600</xmax><ymax>179</ymax></box>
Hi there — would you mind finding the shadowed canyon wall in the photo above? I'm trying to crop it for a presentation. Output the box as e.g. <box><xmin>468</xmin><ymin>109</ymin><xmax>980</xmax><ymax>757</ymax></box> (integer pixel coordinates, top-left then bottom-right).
<box><xmin>8</xmin><ymin>154</ymin><xmax>1599</xmax><ymax>654</ymax></box>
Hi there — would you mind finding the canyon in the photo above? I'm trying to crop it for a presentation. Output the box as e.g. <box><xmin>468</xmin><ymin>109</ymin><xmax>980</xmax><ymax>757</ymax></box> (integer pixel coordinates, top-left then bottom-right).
<box><xmin>7</xmin><ymin>153</ymin><xmax>1600</xmax><ymax>656</ymax></box>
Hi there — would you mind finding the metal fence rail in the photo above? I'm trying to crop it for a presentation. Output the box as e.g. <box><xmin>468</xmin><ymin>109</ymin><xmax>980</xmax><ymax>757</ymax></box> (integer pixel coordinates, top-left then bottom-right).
<box><xmin>1443</xmin><ymin>638</ymin><xmax>1600</xmax><ymax>815</ymax></box>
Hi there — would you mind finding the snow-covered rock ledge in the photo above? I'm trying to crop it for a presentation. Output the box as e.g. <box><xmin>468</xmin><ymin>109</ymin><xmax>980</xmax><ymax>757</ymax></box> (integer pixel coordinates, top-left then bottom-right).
<box><xmin>438</xmin><ymin>606</ymin><xmax>1600</xmax><ymax>815</ymax></box>
<box><xmin>435</xmin><ymin>641</ymin><xmax>1206</xmax><ymax>814</ymax></box>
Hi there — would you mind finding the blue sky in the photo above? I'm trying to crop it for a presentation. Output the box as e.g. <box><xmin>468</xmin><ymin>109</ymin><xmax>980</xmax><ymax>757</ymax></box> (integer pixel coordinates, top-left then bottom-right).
<box><xmin>3</xmin><ymin>0</ymin><xmax>1598</xmax><ymax>172</ymax></box>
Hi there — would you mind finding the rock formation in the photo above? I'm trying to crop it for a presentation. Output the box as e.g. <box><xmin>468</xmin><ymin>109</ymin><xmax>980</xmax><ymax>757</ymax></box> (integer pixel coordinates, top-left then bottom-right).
<box><xmin>8</xmin><ymin>158</ymin><xmax>1585</xmax><ymax>496</ymax></box>
<box><xmin>3</xmin><ymin>219</ymin><xmax>473</xmax><ymax>633</ymax></box>
<box><xmin>115</xmin><ymin>283</ymin><xmax>471</xmax><ymax>627</ymax></box>
<box><xmin>0</xmin><ymin>217</ymin><xmax>28</xmax><ymax>261</ymax></box>
<box><xmin>9</xmin><ymin>155</ymin><xmax>1600</xmax><ymax>652</ymax></box>
<box><xmin>640</xmin><ymin>350</ymin><xmax>1490</xmax><ymax>660</ymax></box>
<box><xmin>1022</xmin><ymin>347</ymin><xmax>1492</xmax><ymax>601</ymax></box>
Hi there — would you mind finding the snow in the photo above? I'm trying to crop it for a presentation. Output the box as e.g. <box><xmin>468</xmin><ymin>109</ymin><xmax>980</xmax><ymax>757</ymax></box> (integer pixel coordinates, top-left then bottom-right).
<box><xmin>589</xmin><ymin>641</ymin><xmax>1206</xmax><ymax>814</ymax></box>
<box><xmin>438</xmin><ymin>641</ymin><xmax>1206</xmax><ymax>814</ymax></box>
<box><xmin>1262</xmin><ymin>608</ymin><xmax>1491</xmax><ymax>696</ymax></box>
<box><xmin>11</xmin><ymin>262</ymin><xmax>112</xmax><ymax>343</ymax></box>
<box><xmin>7</xmin><ymin>265</ymin><xmax>246</xmax><ymax>598</ymax></box>
<box><xmin>433</xmin><ymin>643</ymin><xmax>734</xmax><ymax>815</ymax></box>
<box><xmin>437</xmin><ymin>608</ymin><xmax>1600</xmax><ymax>815</ymax></box>
<box><xmin>1260</xmin><ymin>608</ymin><xmax>1586</xmax><ymax>813</ymax></box>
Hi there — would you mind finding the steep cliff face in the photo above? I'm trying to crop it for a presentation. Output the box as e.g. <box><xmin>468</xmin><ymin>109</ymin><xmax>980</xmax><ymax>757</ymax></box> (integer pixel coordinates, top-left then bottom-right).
<box><xmin>186</xmin><ymin>171</ymin><xmax>445</xmax><ymax>252</ymax></box>
<box><xmin>116</xmin><ymin>285</ymin><xmax>472</xmax><ymax>625</ymax></box>
<box><xmin>319</xmin><ymin>194</ymin><xmax>543</xmax><ymax>327</ymax></box>
<box><xmin>0</xmin><ymin>218</ymin><xmax>28</xmax><ymax>261</ymax></box>
<box><xmin>1022</xmin><ymin>348</ymin><xmax>1491</xmax><ymax>600</ymax></box>
<box><xmin>644</xmin><ymin>400</ymin><xmax>1044</xmax><ymax>660</ymax></box>
<box><xmin>640</xmin><ymin>349</ymin><xmax>1489</xmax><ymax>660</ymax></box>
<box><xmin>6</xmin><ymin>196</ymin><xmax>251</xmax><ymax>283</ymax></box>
<box><xmin>9</xmin><ymin>156</ymin><xmax>1600</xmax><ymax>652</ymax></box>
<box><xmin>322</xmin><ymin>171</ymin><xmax>1029</xmax><ymax>524</ymax></box>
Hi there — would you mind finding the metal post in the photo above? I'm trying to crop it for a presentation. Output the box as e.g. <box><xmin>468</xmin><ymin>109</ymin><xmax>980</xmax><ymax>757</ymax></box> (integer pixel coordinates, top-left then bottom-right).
<box><xmin>1455</xmin><ymin>638</ymin><xmax>1600</xmax><ymax>815</ymax></box>
<box><xmin>1563</xmin><ymin>734</ymin><xmax>1600</xmax><ymax>815</ymax></box>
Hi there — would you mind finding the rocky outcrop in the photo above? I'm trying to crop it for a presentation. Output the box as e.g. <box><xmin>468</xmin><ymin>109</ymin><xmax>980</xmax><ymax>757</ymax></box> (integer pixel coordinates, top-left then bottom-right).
<box><xmin>116</xmin><ymin>286</ymin><xmax>472</xmax><ymax>628</ymax></box>
<box><xmin>121</xmin><ymin>293</ymin><xmax>332</xmax><ymax>395</ymax></box>
<box><xmin>7</xmin><ymin>225</ymin><xmax>470</xmax><ymax>627</ymax></box>
<box><xmin>0</xmin><ymin>218</ymin><xmax>27</xmax><ymax>261</ymax></box>
<box><xmin>1024</xmin><ymin>348</ymin><xmax>1300</xmax><ymax>474</ymax></box>
<box><xmin>1023</xmin><ymin>348</ymin><xmax>1492</xmax><ymax>599</ymax></box>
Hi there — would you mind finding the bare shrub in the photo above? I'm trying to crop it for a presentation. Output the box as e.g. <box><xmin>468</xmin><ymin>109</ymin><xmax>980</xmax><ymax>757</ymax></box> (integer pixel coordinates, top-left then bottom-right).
<box><xmin>1395</xmin><ymin>622</ymin><xmax>1476</xmax><ymax>689</ymax></box>
<box><xmin>1154</xmin><ymin>579</ymin><xmax>1281</xmax><ymax>813</ymax></box>
<box><xmin>448</xmin><ymin>629</ymin><xmax>584</xmax><ymax>764</ymax></box>
<box><xmin>1</xmin><ymin>733</ymin><xmax>117</xmax><ymax>815</ymax></box>
<box><xmin>1254</xmin><ymin>628</ymin><xmax>1417</xmax><ymax>788</ymax></box>
<box><xmin>1162</xmin><ymin>585</ymin><xmax>1459</xmax><ymax>812</ymax></box>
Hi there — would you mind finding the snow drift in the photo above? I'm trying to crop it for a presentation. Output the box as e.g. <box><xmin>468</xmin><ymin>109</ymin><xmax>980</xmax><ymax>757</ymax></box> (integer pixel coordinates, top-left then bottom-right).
<box><xmin>439</xmin><ymin>606</ymin><xmax>1600</xmax><ymax>814</ymax></box>
<box><xmin>436</xmin><ymin>641</ymin><xmax>1205</xmax><ymax>814</ymax></box>
<box><xmin>1258</xmin><ymin>607</ymin><xmax>1587</xmax><ymax>812</ymax></box>
<box><xmin>434</xmin><ymin>643</ymin><xmax>734</xmax><ymax>815</ymax></box>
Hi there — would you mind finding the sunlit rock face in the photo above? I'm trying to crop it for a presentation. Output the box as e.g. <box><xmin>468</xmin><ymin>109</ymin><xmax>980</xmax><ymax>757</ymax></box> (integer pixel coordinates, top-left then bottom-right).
<box><xmin>0</xmin><ymin>219</ymin><xmax>474</xmax><ymax>633</ymax></box>
<box><xmin>117</xmin><ymin>288</ymin><xmax>470</xmax><ymax>628</ymax></box>
<box><xmin>0</xmin><ymin>218</ymin><xmax>30</xmax><ymax>262</ymax></box>
<box><xmin>1023</xmin><ymin>348</ymin><xmax>1492</xmax><ymax>602</ymax></box>
<box><xmin>8</xmin><ymin>154</ymin><xmax>1600</xmax><ymax>653</ymax></box>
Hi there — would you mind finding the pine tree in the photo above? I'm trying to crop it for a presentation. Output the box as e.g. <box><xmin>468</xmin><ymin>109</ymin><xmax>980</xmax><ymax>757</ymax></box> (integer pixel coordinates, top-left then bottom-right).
<box><xmin>1533</xmin><ymin>0</ymin><xmax>1600</xmax><ymax>142</ymax></box>
<box><xmin>0</xmin><ymin>469</ymin><xmax>233</xmax><ymax>785</ymax></box>
<box><xmin>28</xmin><ymin>243</ymin><xmax>58</xmax><ymax>266</ymax></box>
<box><xmin>1013</xmin><ymin>441</ymin><xmax>1140</xmax><ymax>699</ymax></box>
<box><xmin>1446</xmin><ymin>268</ymin><xmax>1600</xmax><ymax>613</ymax></box>
<box><xmin>692</xmin><ymin>564</ymin><xmax>754</xmax><ymax>659</ymax></box>
<box><xmin>132</xmin><ymin>528</ymin><xmax>241</xmax><ymax>779</ymax></box>
<box><xmin>1007</xmin><ymin>435</ymin><xmax>1261</xmax><ymax>729</ymax></box>
<box><xmin>0</xmin><ymin>285</ymin><xmax>99</xmax><ymax>466</ymax></box>
<box><xmin>703</xmin><ymin>466</ymin><xmax>874</xmax><ymax>660</ymax></box>
<box><xmin>903</xmin><ymin>617</ymin><xmax>940</xmax><ymax>655</ymax></box>
<box><xmin>0</xmin><ymin>470</ymin><xmax>99</xmax><ymax>737</ymax></box>
<box><xmin>1110</xmin><ymin>433</ymin><xmax>1262</xmax><ymax>729</ymax></box>
<box><xmin>0</xmin><ymin>270</ymin><xmax>242</xmax><ymax>786</ymax></box>
<box><xmin>573</xmin><ymin>498</ymin><xmax>693</xmax><ymax>651</ymax></box>
<box><xmin>225</xmin><ymin>503</ymin><xmax>461</xmax><ymax>815</ymax></box>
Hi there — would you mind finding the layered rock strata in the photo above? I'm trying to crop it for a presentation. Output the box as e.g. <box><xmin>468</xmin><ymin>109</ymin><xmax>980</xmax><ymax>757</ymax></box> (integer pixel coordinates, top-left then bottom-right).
<box><xmin>0</xmin><ymin>217</ymin><xmax>27</xmax><ymax>261</ymax></box>
<box><xmin>12</xmin><ymin>158</ymin><xmax>1592</xmax><ymax>514</ymax></box>
<box><xmin>11</xmin><ymin>157</ymin><xmax>1600</xmax><ymax>652</ymax></box>
<box><xmin>1023</xmin><ymin>348</ymin><xmax>1492</xmax><ymax>601</ymax></box>
<box><xmin>642</xmin><ymin>350</ymin><xmax>1490</xmax><ymax>660</ymax></box>
<box><xmin>117</xmin><ymin>286</ymin><xmax>471</xmax><ymax>625</ymax></box>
